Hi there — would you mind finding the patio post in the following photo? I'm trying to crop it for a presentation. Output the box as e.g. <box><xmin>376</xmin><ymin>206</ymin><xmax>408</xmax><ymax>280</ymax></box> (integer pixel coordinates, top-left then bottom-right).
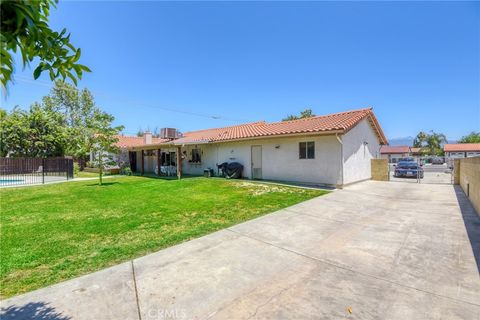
<box><xmin>141</xmin><ymin>150</ymin><xmax>144</xmax><ymax>175</ymax></box>
<box><xmin>176</xmin><ymin>146</ymin><xmax>182</xmax><ymax>179</ymax></box>
<box><xmin>157</xmin><ymin>148</ymin><xmax>161</xmax><ymax>176</ymax></box>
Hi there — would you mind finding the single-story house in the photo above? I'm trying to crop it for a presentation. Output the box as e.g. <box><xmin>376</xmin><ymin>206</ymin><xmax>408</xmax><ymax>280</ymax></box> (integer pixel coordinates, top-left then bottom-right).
<box><xmin>410</xmin><ymin>147</ymin><xmax>423</xmax><ymax>157</ymax></box>
<box><xmin>122</xmin><ymin>107</ymin><xmax>387</xmax><ymax>188</ymax></box>
<box><xmin>444</xmin><ymin>143</ymin><xmax>480</xmax><ymax>159</ymax></box>
<box><xmin>379</xmin><ymin>145</ymin><xmax>411</xmax><ymax>163</ymax></box>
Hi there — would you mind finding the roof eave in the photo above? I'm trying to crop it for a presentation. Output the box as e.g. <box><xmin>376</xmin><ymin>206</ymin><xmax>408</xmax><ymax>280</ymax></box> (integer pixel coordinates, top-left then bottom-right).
<box><xmin>189</xmin><ymin>130</ymin><xmax>345</xmax><ymax>144</ymax></box>
<box><xmin>128</xmin><ymin>142</ymin><xmax>176</xmax><ymax>151</ymax></box>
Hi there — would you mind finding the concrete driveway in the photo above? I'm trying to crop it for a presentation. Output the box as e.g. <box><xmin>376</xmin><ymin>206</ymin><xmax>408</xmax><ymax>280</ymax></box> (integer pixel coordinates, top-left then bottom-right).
<box><xmin>1</xmin><ymin>181</ymin><xmax>479</xmax><ymax>319</ymax></box>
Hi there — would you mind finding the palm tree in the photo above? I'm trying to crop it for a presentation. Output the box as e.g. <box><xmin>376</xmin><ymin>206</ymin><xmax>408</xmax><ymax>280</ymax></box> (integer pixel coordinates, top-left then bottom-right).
<box><xmin>427</xmin><ymin>132</ymin><xmax>447</xmax><ymax>156</ymax></box>
<box><xmin>413</xmin><ymin>131</ymin><xmax>447</xmax><ymax>156</ymax></box>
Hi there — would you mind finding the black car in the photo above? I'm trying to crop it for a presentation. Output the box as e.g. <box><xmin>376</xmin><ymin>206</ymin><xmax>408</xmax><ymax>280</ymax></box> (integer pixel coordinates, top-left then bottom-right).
<box><xmin>394</xmin><ymin>161</ymin><xmax>424</xmax><ymax>178</ymax></box>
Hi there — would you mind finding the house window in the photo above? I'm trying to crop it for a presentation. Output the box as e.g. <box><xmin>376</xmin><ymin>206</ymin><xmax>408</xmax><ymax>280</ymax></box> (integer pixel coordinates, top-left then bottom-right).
<box><xmin>191</xmin><ymin>149</ymin><xmax>201</xmax><ymax>163</ymax></box>
<box><xmin>299</xmin><ymin>141</ymin><xmax>315</xmax><ymax>159</ymax></box>
<box><xmin>161</xmin><ymin>152</ymin><xmax>176</xmax><ymax>166</ymax></box>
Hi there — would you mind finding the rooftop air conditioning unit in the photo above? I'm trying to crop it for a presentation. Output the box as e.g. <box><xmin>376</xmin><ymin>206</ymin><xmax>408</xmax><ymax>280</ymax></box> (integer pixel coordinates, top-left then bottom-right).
<box><xmin>160</xmin><ymin>128</ymin><xmax>177</xmax><ymax>139</ymax></box>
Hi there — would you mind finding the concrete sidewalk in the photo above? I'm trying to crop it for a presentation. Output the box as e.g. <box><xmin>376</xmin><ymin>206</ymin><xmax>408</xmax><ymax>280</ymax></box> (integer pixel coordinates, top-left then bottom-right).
<box><xmin>1</xmin><ymin>181</ymin><xmax>479</xmax><ymax>319</ymax></box>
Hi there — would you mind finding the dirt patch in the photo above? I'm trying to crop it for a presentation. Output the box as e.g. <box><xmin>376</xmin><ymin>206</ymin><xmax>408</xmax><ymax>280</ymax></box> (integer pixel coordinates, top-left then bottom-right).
<box><xmin>234</xmin><ymin>182</ymin><xmax>307</xmax><ymax>196</ymax></box>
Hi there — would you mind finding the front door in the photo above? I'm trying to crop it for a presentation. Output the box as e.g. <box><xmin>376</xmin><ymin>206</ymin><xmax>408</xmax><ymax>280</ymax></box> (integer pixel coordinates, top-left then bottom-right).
<box><xmin>251</xmin><ymin>145</ymin><xmax>262</xmax><ymax>179</ymax></box>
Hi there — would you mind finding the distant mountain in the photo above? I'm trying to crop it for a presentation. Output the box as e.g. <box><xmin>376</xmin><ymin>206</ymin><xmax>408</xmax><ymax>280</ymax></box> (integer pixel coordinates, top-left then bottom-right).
<box><xmin>388</xmin><ymin>136</ymin><xmax>414</xmax><ymax>146</ymax></box>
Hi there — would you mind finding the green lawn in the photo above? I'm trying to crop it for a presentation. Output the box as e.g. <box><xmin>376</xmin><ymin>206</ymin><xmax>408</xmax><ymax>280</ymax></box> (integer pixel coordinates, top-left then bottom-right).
<box><xmin>75</xmin><ymin>171</ymin><xmax>104</xmax><ymax>178</ymax></box>
<box><xmin>0</xmin><ymin>176</ymin><xmax>328</xmax><ymax>298</ymax></box>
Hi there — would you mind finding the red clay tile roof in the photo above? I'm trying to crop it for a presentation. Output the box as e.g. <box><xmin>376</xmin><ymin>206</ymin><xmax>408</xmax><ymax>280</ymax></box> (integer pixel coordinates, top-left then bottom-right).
<box><xmin>444</xmin><ymin>143</ymin><xmax>480</xmax><ymax>152</ymax></box>
<box><xmin>380</xmin><ymin>145</ymin><xmax>410</xmax><ymax>154</ymax></box>
<box><xmin>114</xmin><ymin>135</ymin><xmax>171</xmax><ymax>148</ymax></box>
<box><xmin>174</xmin><ymin>107</ymin><xmax>387</xmax><ymax>145</ymax></box>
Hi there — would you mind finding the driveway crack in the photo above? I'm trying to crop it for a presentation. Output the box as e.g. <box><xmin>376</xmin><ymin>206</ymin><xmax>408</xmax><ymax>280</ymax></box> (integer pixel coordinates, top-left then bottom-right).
<box><xmin>131</xmin><ymin>260</ymin><xmax>143</xmax><ymax>320</ymax></box>
<box><xmin>246</xmin><ymin>284</ymin><xmax>293</xmax><ymax>320</ymax></box>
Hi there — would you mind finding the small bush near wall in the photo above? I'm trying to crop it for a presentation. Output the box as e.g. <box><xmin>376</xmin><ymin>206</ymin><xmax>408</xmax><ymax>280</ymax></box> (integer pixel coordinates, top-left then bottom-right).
<box><xmin>120</xmin><ymin>167</ymin><xmax>132</xmax><ymax>176</ymax></box>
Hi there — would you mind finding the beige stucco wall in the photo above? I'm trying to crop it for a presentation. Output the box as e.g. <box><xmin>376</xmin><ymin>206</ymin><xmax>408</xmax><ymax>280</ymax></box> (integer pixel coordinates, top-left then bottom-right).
<box><xmin>144</xmin><ymin>155</ymin><xmax>156</xmax><ymax>172</ymax></box>
<box><xmin>457</xmin><ymin>157</ymin><xmax>480</xmax><ymax>215</ymax></box>
<box><xmin>182</xmin><ymin>135</ymin><xmax>343</xmax><ymax>186</ymax></box>
<box><xmin>342</xmin><ymin>118</ymin><xmax>381</xmax><ymax>185</ymax></box>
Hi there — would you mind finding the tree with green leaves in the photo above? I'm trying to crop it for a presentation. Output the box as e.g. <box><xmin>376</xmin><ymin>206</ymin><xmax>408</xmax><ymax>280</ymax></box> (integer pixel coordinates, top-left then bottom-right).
<box><xmin>1</xmin><ymin>82</ymin><xmax>123</xmax><ymax>178</ymax></box>
<box><xmin>282</xmin><ymin>108</ymin><xmax>316</xmax><ymax>121</ymax></box>
<box><xmin>1</xmin><ymin>0</ymin><xmax>90</xmax><ymax>90</ymax></box>
<box><xmin>458</xmin><ymin>132</ymin><xmax>480</xmax><ymax>143</ymax></box>
<box><xmin>87</xmin><ymin>111</ymin><xmax>123</xmax><ymax>185</ymax></box>
<box><xmin>0</xmin><ymin>108</ymin><xmax>8</xmax><ymax>156</ymax></box>
<box><xmin>42</xmin><ymin>81</ymin><xmax>98</xmax><ymax>159</ymax></box>
<box><xmin>413</xmin><ymin>131</ymin><xmax>448</xmax><ymax>156</ymax></box>
<box><xmin>0</xmin><ymin>104</ymin><xmax>66</xmax><ymax>157</ymax></box>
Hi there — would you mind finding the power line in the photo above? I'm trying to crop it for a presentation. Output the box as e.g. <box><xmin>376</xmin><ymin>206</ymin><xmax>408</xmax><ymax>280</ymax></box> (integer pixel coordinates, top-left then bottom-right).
<box><xmin>13</xmin><ymin>76</ymin><xmax>254</xmax><ymax>123</ymax></box>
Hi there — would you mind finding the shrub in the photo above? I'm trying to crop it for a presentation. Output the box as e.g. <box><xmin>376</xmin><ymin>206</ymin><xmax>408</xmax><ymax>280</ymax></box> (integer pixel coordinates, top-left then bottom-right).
<box><xmin>120</xmin><ymin>167</ymin><xmax>132</xmax><ymax>176</ymax></box>
<box><xmin>73</xmin><ymin>162</ymin><xmax>80</xmax><ymax>176</ymax></box>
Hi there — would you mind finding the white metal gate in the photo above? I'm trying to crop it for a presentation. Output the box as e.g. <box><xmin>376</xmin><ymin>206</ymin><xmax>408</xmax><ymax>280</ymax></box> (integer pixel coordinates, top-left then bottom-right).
<box><xmin>388</xmin><ymin>157</ymin><xmax>453</xmax><ymax>185</ymax></box>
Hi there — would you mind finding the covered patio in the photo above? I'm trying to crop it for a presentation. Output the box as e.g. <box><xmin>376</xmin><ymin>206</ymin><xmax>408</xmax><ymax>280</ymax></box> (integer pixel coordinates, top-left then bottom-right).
<box><xmin>128</xmin><ymin>142</ymin><xmax>183</xmax><ymax>178</ymax></box>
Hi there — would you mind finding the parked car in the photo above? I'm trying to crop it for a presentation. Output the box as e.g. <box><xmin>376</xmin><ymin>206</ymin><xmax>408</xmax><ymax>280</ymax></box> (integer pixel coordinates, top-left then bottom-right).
<box><xmin>398</xmin><ymin>157</ymin><xmax>415</xmax><ymax>162</ymax></box>
<box><xmin>431</xmin><ymin>157</ymin><xmax>444</xmax><ymax>165</ymax></box>
<box><xmin>394</xmin><ymin>161</ymin><xmax>424</xmax><ymax>178</ymax></box>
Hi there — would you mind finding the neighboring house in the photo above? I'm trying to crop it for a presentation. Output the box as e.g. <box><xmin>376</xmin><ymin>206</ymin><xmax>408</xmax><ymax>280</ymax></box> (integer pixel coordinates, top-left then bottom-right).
<box><xmin>444</xmin><ymin>143</ymin><xmax>480</xmax><ymax>159</ymax></box>
<box><xmin>379</xmin><ymin>145</ymin><xmax>410</xmax><ymax>163</ymax></box>
<box><xmin>410</xmin><ymin>147</ymin><xmax>423</xmax><ymax>158</ymax></box>
<box><xmin>125</xmin><ymin>107</ymin><xmax>387</xmax><ymax>188</ymax></box>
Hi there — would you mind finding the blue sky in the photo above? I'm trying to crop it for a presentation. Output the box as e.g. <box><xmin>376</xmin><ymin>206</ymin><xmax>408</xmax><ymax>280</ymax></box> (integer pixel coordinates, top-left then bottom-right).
<box><xmin>1</xmin><ymin>1</ymin><xmax>479</xmax><ymax>141</ymax></box>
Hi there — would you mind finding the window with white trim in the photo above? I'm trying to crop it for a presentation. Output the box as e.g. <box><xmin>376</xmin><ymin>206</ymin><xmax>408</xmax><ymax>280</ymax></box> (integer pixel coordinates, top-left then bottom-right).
<box><xmin>299</xmin><ymin>141</ymin><xmax>315</xmax><ymax>159</ymax></box>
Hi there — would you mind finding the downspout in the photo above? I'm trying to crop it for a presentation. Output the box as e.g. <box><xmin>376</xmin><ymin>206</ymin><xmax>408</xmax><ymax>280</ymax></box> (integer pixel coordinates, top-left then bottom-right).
<box><xmin>336</xmin><ymin>133</ymin><xmax>344</xmax><ymax>188</ymax></box>
<box><xmin>377</xmin><ymin>145</ymin><xmax>383</xmax><ymax>159</ymax></box>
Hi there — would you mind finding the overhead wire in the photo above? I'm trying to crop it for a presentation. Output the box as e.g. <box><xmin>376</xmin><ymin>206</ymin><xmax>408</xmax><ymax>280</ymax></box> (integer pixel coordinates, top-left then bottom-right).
<box><xmin>12</xmin><ymin>75</ymin><xmax>254</xmax><ymax>123</ymax></box>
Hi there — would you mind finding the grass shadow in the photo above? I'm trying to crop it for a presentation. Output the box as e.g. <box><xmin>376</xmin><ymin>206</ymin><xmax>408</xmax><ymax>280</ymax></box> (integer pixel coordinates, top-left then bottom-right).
<box><xmin>454</xmin><ymin>185</ymin><xmax>480</xmax><ymax>275</ymax></box>
<box><xmin>132</xmin><ymin>173</ymin><xmax>201</xmax><ymax>181</ymax></box>
<box><xmin>0</xmin><ymin>301</ymin><xmax>71</xmax><ymax>320</ymax></box>
<box><xmin>85</xmin><ymin>182</ymin><xmax>120</xmax><ymax>187</ymax></box>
